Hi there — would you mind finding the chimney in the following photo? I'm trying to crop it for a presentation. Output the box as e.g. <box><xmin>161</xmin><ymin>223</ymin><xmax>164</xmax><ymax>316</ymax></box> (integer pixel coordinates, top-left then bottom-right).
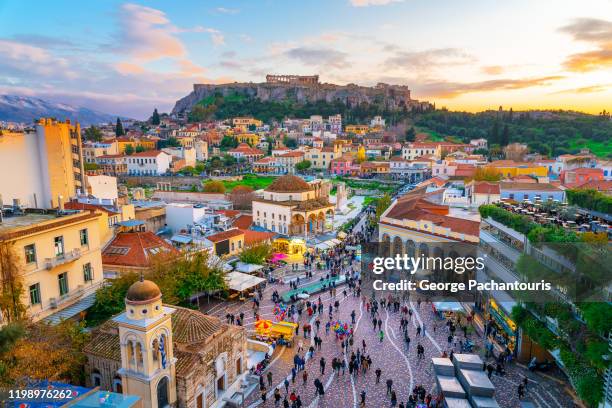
<box><xmin>58</xmin><ymin>195</ymin><xmax>64</xmax><ymax>212</ymax></box>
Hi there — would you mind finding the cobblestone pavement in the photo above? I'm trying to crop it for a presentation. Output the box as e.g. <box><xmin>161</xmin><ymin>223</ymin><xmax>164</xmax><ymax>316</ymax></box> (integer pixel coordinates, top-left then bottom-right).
<box><xmin>201</xmin><ymin>277</ymin><xmax>577</xmax><ymax>408</ymax></box>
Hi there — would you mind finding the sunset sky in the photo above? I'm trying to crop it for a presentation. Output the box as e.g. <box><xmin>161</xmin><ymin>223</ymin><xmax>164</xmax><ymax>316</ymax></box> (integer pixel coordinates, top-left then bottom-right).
<box><xmin>0</xmin><ymin>0</ymin><xmax>611</xmax><ymax>118</ymax></box>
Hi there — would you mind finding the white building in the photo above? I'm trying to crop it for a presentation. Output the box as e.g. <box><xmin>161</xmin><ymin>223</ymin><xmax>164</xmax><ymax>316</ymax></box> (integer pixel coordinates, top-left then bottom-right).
<box><xmin>162</xmin><ymin>146</ymin><xmax>196</xmax><ymax>167</ymax></box>
<box><xmin>86</xmin><ymin>175</ymin><xmax>118</xmax><ymax>201</ymax></box>
<box><xmin>328</xmin><ymin>114</ymin><xmax>342</xmax><ymax>134</ymax></box>
<box><xmin>194</xmin><ymin>139</ymin><xmax>208</xmax><ymax>161</ymax></box>
<box><xmin>370</xmin><ymin>115</ymin><xmax>386</xmax><ymax>127</ymax></box>
<box><xmin>126</xmin><ymin>150</ymin><xmax>172</xmax><ymax>176</ymax></box>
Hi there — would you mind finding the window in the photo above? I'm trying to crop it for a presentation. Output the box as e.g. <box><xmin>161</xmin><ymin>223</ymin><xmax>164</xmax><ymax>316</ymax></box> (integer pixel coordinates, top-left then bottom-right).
<box><xmin>523</xmin><ymin>194</ymin><xmax>529</xmax><ymax>200</ymax></box>
<box><xmin>238</xmin><ymin>240</ymin><xmax>242</xmax><ymax>249</ymax></box>
<box><xmin>24</xmin><ymin>244</ymin><xmax>36</xmax><ymax>264</ymax></box>
<box><xmin>58</xmin><ymin>272</ymin><xmax>69</xmax><ymax>296</ymax></box>
<box><xmin>29</xmin><ymin>283</ymin><xmax>41</xmax><ymax>305</ymax></box>
<box><xmin>80</xmin><ymin>228</ymin><xmax>89</xmax><ymax>246</ymax></box>
<box><xmin>54</xmin><ymin>236</ymin><xmax>64</xmax><ymax>257</ymax></box>
<box><xmin>83</xmin><ymin>263</ymin><xmax>93</xmax><ymax>282</ymax></box>
<box><xmin>231</xmin><ymin>242</ymin><xmax>235</xmax><ymax>251</ymax></box>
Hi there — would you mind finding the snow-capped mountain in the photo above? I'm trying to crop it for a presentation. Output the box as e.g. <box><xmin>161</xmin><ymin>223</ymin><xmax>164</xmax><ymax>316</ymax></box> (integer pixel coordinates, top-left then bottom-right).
<box><xmin>0</xmin><ymin>95</ymin><xmax>130</xmax><ymax>126</ymax></box>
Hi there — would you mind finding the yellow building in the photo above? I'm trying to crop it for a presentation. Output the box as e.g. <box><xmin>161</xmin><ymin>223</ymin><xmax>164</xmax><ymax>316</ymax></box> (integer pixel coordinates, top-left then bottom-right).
<box><xmin>0</xmin><ymin>119</ymin><xmax>86</xmax><ymax>209</ymax></box>
<box><xmin>345</xmin><ymin>124</ymin><xmax>370</xmax><ymax>135</ymax></box>
<box><xmin>0</xmin><ymin>209</ymin><xmax>104</xmax><ymax>324</ymax></box>
<box><xmin>116</xmin><ymin>138</ymin><xmax>156</xmax><ymax>153</ymax></box>
<box><xmin>206</xmin><ymin>228</ymin><xmax>245</xmax><ymax>257</ymax></box>
<box><xmin>235</xmin><ymin>133</ymin><xmax>261</xmax><ymax>146</ymax></box>
<box><xmin>232</xmin><ymin>117</ymin><xmax>263</xmax><ymax>132</ymax></box>
<box><xmin>485</xmin><ymin>160</ymin><xmax>548</xmax><ymax>178</ymax></box>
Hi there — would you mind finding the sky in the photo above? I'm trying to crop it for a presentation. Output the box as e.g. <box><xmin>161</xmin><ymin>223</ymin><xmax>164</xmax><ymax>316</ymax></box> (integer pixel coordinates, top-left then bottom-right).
<box><xmin>0</xmin><ymin>0</ymin><xmax>611</xmax><ymax>119</ymax></box>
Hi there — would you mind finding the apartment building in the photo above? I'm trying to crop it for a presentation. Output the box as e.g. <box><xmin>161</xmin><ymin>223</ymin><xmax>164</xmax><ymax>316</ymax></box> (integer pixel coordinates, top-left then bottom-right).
<box><xmin>82</xmin><ymin>140</ymin><xmax>119</xmax><ymax>163</ymax></box>
<box><xmin>0</xmin><ymin>209</ymin><xmax>104</xmax><ymax>324</ymax></box>
<box><xmin>126</xmin><ymin>150</ymin><xmax>172</xmax><ymax>175</ymax></box>
<box><xmin>0</xmin><ymin>118</ymin><xmax>86</xmax><ymax>209</ymax></box>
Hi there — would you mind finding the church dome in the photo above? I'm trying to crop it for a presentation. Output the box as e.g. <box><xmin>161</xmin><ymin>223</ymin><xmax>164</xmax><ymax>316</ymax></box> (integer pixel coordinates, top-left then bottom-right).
<box><xmin>126</xmin><ymin>279</ymin><xmax>161</xmax><ymax>303</ymax></box>
<box><xmin>266</xmin><ymin>175</ymin><xmax>312</xmax><ymax>193</ymax></box>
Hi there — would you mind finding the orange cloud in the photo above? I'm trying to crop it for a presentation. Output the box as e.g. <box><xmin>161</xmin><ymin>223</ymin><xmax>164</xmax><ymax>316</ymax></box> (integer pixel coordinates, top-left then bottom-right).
<box><xmin>559</xmin><ymin>18</ymin><xmax>612</xmax><ymax>72</ymax></box>
<box><xmin>481</xmin><ymin>65</ymin><xmax>504</xmax><ymax>75</ymax></box>
<box><xmin>418</xmin><ymin>76</ymin><xmax>564</xmax><ymax>98</ymax></box>
<box><xmin>551</xmin><ymin>84</ymin><xmax>611</xmax><ymax>94</ymax></box>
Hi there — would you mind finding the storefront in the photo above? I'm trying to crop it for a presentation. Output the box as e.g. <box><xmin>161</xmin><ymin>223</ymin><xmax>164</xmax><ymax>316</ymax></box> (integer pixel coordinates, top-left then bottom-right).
<box><xmin>486</xmin><ymin>298</ymin><xmax>518</xmax><ymax>353</ymax></box>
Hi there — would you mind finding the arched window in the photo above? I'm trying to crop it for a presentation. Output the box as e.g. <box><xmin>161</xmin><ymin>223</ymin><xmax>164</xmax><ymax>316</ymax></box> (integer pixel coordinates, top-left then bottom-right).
<box><xmin>126</xmin><ymin>340</ymin><xmax>134</xmax><ymax>364</ymax></box>
<box><xmin>91</xmin><ymin>369</ymin><xmax>102</xmax><ymax>387</ymax></box>
<box><xmin>135</xmin><ymin>342</ymin><xmax>143</xmax><ymax>370</ymax></box>
<box><xmin>113</xmin><ymin>376</ymin><xmax>123</xmax><ymax>393</ymax></box>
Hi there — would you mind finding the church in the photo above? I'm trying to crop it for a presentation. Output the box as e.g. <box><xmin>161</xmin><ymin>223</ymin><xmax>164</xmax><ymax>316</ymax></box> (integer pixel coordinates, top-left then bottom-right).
<box><xmin>84</xmin><ymin>278</ymin><xmax>248</xmax><ymax>408</ymax></box>
<box><xmin>252</xmin><ymin>174</ymin><xmax>335</xmax><ymax>238</ymax></box>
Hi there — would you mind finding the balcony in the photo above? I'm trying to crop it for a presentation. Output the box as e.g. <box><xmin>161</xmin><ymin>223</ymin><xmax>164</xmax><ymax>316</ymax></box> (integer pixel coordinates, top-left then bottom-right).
<box><xmin>45</xmin><ymin>248</ymin><xmax>82</xmax><ymax>270</ymax></box>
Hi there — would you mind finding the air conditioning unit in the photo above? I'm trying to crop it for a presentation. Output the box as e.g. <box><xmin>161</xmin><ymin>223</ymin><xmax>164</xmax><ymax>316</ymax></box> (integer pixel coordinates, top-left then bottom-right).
<box><xmin>50</xmin><ymin>298</ymin><xmax>58</xmax><ymax>309</ymax></box>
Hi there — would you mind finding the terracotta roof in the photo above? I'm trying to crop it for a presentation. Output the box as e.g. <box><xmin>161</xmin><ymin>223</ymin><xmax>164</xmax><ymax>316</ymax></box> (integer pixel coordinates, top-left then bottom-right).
<box><xmin>575</xmin><ymin>179</ymin><xmax>612</xmax><ymax>192</ymax></box>
<box><xmin>229</xmin><ymin>143</ymin><xmax>264</xmax><ymax>155</ymax></box>
<box><xmin>255</xmin><ymin>156</ymin><xmax>276</xmax><ymax>164</ymax></box>
<box><xmin>216</xmin><ymin>209</ymin><xmax>241</xmax><ymax>217</ymax></box>
<box><xmin>384</xmin><ymin>194</ymin><xmax>480</xmax><ymax>238</ymax></box>
<box><xmin>96</xmin><ymin>154</ymin><xmax>125</xmax><ymax>159</ymax></box>
<box><xmin>102</xmin><ymin>231</ymin><xmax>178</xmax><ymax>268</ymax></box>
<box><xmin>206</xmin><ymin>228</ymin><xmax>244</xmax><ymax>243</ymax></box>
<box><xmin>500</xmin><ymin>182</ymin><xmax>561</xmax><ymax>191</ymax></box>
<box><xmin>232</xmin><ymin>215</ymin><xmax>253</xmax><ymax>229</ymax></box>
<box><xmin>279</xmin><ymin>151</ymin><xmax>305</xmax><ymax>158</ymax></box>
<box><xmin>171</xmin><ymin>306</ymin><xmax>225</xmax><ymax>344</ymax></box>
<box><xmin>322</xmin><ymin>147</ymin><xmax>336</xmax><ymax>153</ymax></box>
<box><xmin>472</xmin><ymin>181</ymin><xmax>500</xmax><ymax>195</ymax></box>
<box><xmin>265</xmin><ymin>175</ymin><xmax>312</xmax><ymax>193</ymax></box>
<box><xmin>130</xmin><ymin>150</ymin><xmax>166</xmax><ymax>157</ymax></box>
<box><xmin>242</xmin><ymin>229</ymin><xmax>275</xmax><ymax>245</ymax></box>
<box><xmin>126</xmin><ymin>279</ymin><xmax>161</xmax><ymax>303</ymax></box>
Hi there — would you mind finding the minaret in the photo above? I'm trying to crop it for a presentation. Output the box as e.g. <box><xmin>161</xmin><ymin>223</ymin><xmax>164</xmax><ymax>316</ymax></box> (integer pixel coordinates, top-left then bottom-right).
<box><xmin>115</xmin><ymin>277</ymin><xmax>177</xmax><ymax>408</ymax></box>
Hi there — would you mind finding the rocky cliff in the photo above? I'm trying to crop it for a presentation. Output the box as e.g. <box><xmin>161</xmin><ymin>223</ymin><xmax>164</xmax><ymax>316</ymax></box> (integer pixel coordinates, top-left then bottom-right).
<box><xmin>171</xmin><ymin>81</ymin><xmax>431</xmax><ymax>115</ymax></box>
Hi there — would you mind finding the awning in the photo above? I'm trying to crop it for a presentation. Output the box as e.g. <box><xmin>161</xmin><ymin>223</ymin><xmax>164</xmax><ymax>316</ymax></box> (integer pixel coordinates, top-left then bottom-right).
<box><xmin>226</xmin><ymin>271</ymin><xmax>265</xmax><ymax>292</ymax></box>
<box><xmin>235</xmin><ymin>262</ymin><xmax>264</xmax><ymax>274</ymax></box>
<box><xmin>43</xmin><ymin>291</ymin><xmax>97</xmax><ymax>325</ymax></box>
<box><xmin>171</xmin><ymin>234</ymin><xmax>193</xmax><ymax>244</ymax></box>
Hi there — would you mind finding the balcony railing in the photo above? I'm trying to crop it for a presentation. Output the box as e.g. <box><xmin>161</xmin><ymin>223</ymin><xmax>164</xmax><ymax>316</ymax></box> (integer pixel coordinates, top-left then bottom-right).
<box><xmin>45</xmin><ymin>248</ymin><xmax>82</xmax><ymax>270</ymax></box>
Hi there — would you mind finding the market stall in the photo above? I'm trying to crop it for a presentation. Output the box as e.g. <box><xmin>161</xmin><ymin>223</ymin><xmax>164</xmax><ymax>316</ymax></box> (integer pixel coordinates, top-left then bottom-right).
<box><xmin>225</xmin><ymin>271</ymin><xmax>265</xmax><ymax>300</ymax></box>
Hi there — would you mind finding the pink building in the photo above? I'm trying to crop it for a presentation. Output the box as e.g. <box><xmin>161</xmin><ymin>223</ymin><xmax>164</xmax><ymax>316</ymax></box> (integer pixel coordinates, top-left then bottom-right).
<box><xmin>330</xmin><ymin>156</ymin><xmax>354</xmax><ymax>175</ymax></box>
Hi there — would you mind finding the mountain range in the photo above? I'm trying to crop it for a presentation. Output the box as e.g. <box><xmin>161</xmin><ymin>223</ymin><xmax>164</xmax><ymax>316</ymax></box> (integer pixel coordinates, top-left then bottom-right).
<box><xmin>0</xmin><ymin>95</ymin><xmax>129</xmax><ymax>126</ymax></box>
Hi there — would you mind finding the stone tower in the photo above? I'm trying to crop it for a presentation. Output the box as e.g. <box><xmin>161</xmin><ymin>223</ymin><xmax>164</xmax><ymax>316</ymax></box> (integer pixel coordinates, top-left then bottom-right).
<box><xmin>115</xmin><ymin>278</ymin><xmax>177</xmax><ymax>408</ymax></box>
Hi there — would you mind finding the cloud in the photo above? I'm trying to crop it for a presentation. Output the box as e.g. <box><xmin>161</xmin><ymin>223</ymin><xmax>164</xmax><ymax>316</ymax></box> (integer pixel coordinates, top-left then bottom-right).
<box><xmin>284</xmin><ymin>47</ymin><xmax>349</xmax><ymax>68</ymax></box>
<box><xmin>551</xmin><ymin>84</ymin><xmax>611</xmax><ymax>95</ymax></box>
<box><xmin>385</xmin><ymin>48</ymin><xmax>475</xmax><ymax>69</ymax></box>
<box><xmin>559</xmin><ymin>18</ymin><xmax>612</xmax><ymax>72</ymax></box>
<box><xmin>417</xmin><ymin>76</ymin><xmax>564</xmax><ymax>98</ymax></box>
<box><xmin>481</xmin><ymin>65</ymin><xmax>504</xmax><ymax>75</ymax></box>
<box><xmin>215</xmin><ymin>7</ymin><xmax>240</xmax><ymax>14</ymax></box>
<box><xmin>349</xmin><ymin>0</ymin><xmax>403</xmax><ymax>7</ymax></box>
<box><xmin>0</xmin><ymin>39</ymin><xmax>78</xmax><ymax>79</ymax></box>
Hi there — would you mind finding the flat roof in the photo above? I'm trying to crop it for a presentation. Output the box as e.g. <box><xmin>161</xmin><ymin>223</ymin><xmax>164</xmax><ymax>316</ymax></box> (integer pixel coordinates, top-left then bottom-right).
<box><xmin>0</xmin><ymin>213</ymin><xmax>56</xmax><ymax>233</ymax></box>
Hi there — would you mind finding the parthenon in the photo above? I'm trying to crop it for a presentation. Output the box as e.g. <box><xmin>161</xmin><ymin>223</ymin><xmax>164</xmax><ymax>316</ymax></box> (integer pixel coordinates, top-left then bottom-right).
<box><xmin>266</xmin><ymin>74</ymin><xmax>319</xmax><ymax>85</ymax></box>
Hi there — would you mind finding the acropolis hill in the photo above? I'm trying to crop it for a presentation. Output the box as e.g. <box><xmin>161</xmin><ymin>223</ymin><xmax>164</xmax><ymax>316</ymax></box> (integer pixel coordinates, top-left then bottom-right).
<box><xmin>171</xmin><ymin>75</ymin><xmax>432</xmax><ymax>115</ymax></box>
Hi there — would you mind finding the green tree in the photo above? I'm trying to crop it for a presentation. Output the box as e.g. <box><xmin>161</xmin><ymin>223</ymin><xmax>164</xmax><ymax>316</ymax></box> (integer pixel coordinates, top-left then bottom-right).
<box><xmin>295</xmin><ymin>160</ymin><xmax>312</xmax><ymax>172</ymax></box>
<box><xmin>115</xmin><ymin>117</ymin><xmax>125</xmax><ymax>136</ymax></box>
<box><xmin>489</xmin><ymin>120</ymin><xmax>500</xmax><ymax>145</ymax></box>
<box><xmin>203</xmin><ymin>180</ymin><xmax>226</xmax><ymax>193</ymax></box>
<box><xmin>283</xmin><ymin>136</ymin><xmax>297</xmax><ymax>148</ymax></box>
<box><xmin>83</xmin><ymin>126</ymin><xmax>103</xmax><ymax>142</ymax></box>
<box><xmin>266</xmin><ymin>137</ymin><xmax>274</xmax><ymax>155</ymax></box>
<box><xmin>151</xmin><ymin>108</ymin><xmax>160</xmax><ymax>125</ymax></box>
<box><xmin>124</xmin><ymin>144</ymin><xmax>135</xmax><ymax>155</ymax></box>
<box><xmin>405</xmin><ymin>126</ymin><xmax>416</xmax><ymax>142</ymax></box>
<box><xmin>166</xmin><ymin>137</ymin><xmax>181</xmax><ymax>148</ymax></box>
<box><xmin>375</xmin><ymin>193</ymin><xmax>392</xmax><ymax>220</ymax></box>
<box><xmin>135</xmin><ymin>145</ymin><xmax>146</xmax><ymax>153</ymax></box>
<box><xmin>220</xmin><ymin>136</ymin><xmax>238</xmax><ymax>150</ymax></box>
<box><xmin>0</xmin><ymin>242</ymin><xmax>26</xmax><ymax>324</ymax></box>
<box><xmin>239</xmin><ymin>243</ymin><xmax>272</xmax><ymax>265</ymax></box>
<box><xmin>223</xmin><ymin>154</ymin><xmax>237</xmax><ymax>167</ymax></box>
<box><xmin>500</xmin><ymin>124</ymin><xmax>510</xmax><ymax>146</ymax></box>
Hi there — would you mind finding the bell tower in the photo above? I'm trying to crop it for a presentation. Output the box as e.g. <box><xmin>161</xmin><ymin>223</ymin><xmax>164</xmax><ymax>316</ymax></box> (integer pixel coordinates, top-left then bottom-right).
<box><xmin>115</xmin><ymin>278</ymin><xmax>177</xmax><ymax>408</ymax></box>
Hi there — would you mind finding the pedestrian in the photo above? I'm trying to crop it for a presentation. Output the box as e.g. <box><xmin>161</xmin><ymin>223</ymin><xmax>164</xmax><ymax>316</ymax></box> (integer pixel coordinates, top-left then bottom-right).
<box><xmin>291</xmin><ymin>367</ymin><xmax>296</xmax><ymax>383</ymax></box>
<box><xmin>302</xmin><ymin>370</ymin><xmax>308</xmax><ymax>385</ymax></box>
<box><xmin>274</xmin><ymin>388</ymin><xmax>281</xmax><ymax>406</ymax></box>
<box><xmin>267</xmin><ymin>371</ymin><xmax>273</xmax><ymax>387</ymax></box>
<box><xmin>390</xmin><ymin>390</ymin><xmax>397</xmax><ymax>407</ymax></box>
<box><xmin>261</xmin><ymin>386</ymin><xmax>267</xmax><ymax>403</ymax></box>
<box><xmin>379</xmin><ymin>330</ymin><xmax>384</xmax><ymax>342</ymax></box>
<box><xmin>386</xmin><ymin>378</ymin><xmax>393</xmax><ymax>395</ymax></box>
<box><xmin>360</xmin><ymin>390</ymin><xmax>366</xmax><ymax>407</ymax></box>
<box><xmin>375</xmin><ymin>368</ymin><xmax>382</xmax><ymax>383</ymax></box>
<box><xmin>518</xmin><ymin>383</ymin><xmax>525</xmax><ymax>399</ymax></box>
<box><xmin>284</xmin><ymin>378</ymin><xmax>290</xmax><ymax>394</ymax></box>
<box><xmin>320</xmin><ymin>357</ymin><xmax>326</xmax><ymax>375</ymax></box>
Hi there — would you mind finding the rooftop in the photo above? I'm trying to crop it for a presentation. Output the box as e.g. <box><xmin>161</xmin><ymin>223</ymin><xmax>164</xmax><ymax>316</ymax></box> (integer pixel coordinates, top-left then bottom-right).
<box><xmin>0</xmin><ymin>210</ymin><xmax>99</xmax><ymax>240</ymax></box>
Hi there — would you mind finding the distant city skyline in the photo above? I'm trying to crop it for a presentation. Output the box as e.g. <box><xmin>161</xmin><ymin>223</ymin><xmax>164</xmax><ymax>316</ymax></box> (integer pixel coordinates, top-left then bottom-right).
<box><xmin>0</xmin><ymin>0</ymin><xmax>611</xmax><ymax>118</ymax></box>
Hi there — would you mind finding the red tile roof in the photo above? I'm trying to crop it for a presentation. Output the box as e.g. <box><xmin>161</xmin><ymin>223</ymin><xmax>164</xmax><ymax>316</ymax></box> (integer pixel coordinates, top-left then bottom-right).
<box><xmin>216</xmin><ymin>209</ymin><xmax>241</xmax><ymax>218</ymax></box>
<box><xmin>472</xmin><ymin>181</ymin><xmax>500</xmax><ymax>195</ymax></box>
<box><xmin>102</xmin><ymin>232</ymin><xmax>178</xmax><ymax>268</ymax></box>
<box><xmin>64</xmin><ymin>201</ymin><xmax>119</xmax><ymax>215</ymax></box>
<box><xmin>232</xmin><ymin>215</ymin><xmax>253</xmax><ymax>230</ymax></box>
<box><xmin>242</xmin><ymin>229</ymin><xmax>275</xmax><ymax>245</ymax></box>
<box><xmin>575</xmin><ymin>179</ymin><xmax>612</xmax><ymax>192</ymax></box>
<box><xmin>206</xmin><ymin>228</ymin><xmax>244</xmax><ymax>243</ymax></box>
<box><xmin>229</xmin><ymin>143</ymin><xmax>264</xmax><ymax>155</ymax></box>
<box><xmin>131</xmin><ymin>150</ymin><xmax>166</xmax><ymax>157</ymax></box>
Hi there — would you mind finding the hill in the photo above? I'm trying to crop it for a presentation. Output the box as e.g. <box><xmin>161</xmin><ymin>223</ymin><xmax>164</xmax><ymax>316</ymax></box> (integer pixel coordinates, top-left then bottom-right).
<box><xmin>171</xmin><ymin>78</ymin><xmax>432</xmax><ymax>124</ymax></box>
<box><xmin>415</xmin><ymin>109</ymin><xmax>612</xmax><ymax>158</ymax></box>
<box><xmin>0</xmin><ymin>95</ymin><xmax>129</xmax><ymax>126</ymax></box>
